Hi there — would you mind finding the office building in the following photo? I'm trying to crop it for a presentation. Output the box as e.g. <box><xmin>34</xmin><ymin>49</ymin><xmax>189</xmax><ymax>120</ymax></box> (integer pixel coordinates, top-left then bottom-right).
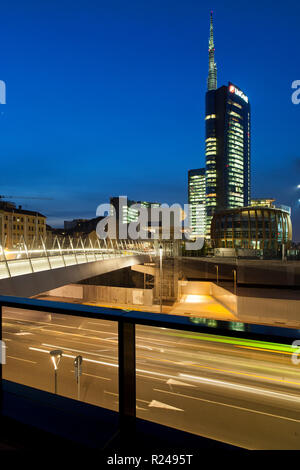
<box><xmin>188</xmin><ymin>168</ymin><xmax>206</xmax><ymax>238</ymax></box>
<box><xmin>110</xmin><ymin>197</ymin><xmax>160</xmax><ymax>224</ymax></box>
<box><xmin>205</xmin><ymin>13</ymin><xmax>251</xmax><ymax>238</ymax></box>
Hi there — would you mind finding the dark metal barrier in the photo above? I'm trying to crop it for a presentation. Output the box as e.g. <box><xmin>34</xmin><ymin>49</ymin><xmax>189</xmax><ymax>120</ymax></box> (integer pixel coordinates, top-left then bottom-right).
<box><xmin>0</xmin><ymin>294</ymin><xmax>298</xmax><ymax>445</ymax></box>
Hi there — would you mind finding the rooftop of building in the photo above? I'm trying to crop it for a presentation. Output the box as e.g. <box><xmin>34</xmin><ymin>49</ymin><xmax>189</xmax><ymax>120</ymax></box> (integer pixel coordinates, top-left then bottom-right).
<box><xmin>0</xmin><ymin>201</ymin><xmax>46</xmax><ymax>218</ymax></box>
<box><xmin>213</xmin><ymin>204</ymin><xmax>291</xmax><ymax>215</ymax></box>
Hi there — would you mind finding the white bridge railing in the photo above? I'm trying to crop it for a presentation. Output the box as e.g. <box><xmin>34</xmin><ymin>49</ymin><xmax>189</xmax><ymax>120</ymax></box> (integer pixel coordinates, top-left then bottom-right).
<box><xmin>0</xmin><ymin>235</ymin><xmax>155</xmax><ymax>280</ymax></box>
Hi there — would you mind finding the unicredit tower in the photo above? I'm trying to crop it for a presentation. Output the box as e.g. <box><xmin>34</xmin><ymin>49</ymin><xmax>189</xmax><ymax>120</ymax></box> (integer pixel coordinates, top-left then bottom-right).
<box><xmin>205</xmin><ymin>12</ymin><xmax>251</xmax><ymax>238</ymax></box>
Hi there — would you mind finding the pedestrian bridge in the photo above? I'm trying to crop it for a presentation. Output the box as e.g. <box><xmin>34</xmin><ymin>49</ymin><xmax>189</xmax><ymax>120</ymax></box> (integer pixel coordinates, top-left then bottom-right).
<box><xmin>0</xmin><ymin>237</ymin><xmax>153</xmax><ymax>297</ymax></box>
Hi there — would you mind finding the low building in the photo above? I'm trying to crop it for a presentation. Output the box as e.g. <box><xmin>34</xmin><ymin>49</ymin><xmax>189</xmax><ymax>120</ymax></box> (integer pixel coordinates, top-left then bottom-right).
<box><xmin>0</xmin><ymin>201</ymin><xmax>46</xmax><ymax>249</ymax></box>
<box><xmin>250</xmin><ymin>198</ymin><xmax>275</xmax><ymax>208</ymax></box>
<box><xmin>64</xmin><ymin>219</ymin><xmax>89</xmax><ymax>231</ymax></box>
<box><xmin>211</xmin><ymin>205</ymin><xmax>292</xmax><ymax>253</ymax></box>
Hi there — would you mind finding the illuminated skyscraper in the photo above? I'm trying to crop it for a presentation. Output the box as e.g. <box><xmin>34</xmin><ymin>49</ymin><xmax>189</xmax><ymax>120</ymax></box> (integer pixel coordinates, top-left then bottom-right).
<box><xmin>188</xmin><ymin>168</ymin><xmax>206</xmax><ymax>238</ymax></box>
<box><xmin>110</xmin><ymin>197</ymin><xmax>160</xmax><ymax>223</ymax></box>
<box><xmin>207</xmin><ymin>11</ymin><xmax>217</xmax><ymax>91</ymax></box>
<box><xmin>205</xmin><ymin>14</ymin><xmax>251</xmax><ymax>238</ymax></box>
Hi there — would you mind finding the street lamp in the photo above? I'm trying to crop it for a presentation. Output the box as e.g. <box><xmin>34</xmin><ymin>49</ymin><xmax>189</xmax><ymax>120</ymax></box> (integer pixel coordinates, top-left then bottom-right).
<box><xmin>232</xmin><ymin>269</ymin><xmax>237</xmax><ymax>295</ymax></box>
<box><xmin>159</xmin><ymin>244</ymin><xmax>163</xmax><ymax>314</ymax></box>
<box><xmin>50</xmin><ymin>349</ymin><xmax>63</xmax><ymax>394</ymax></box>
<box><xmin>74</xmin><ymin>355</ymin><xmax>83</xmax><ymax>401</ymax></box>
<box><xmin>214</xmin><ymin>265</ymin><xmax>219</xmax><ymax>285</ymax></box>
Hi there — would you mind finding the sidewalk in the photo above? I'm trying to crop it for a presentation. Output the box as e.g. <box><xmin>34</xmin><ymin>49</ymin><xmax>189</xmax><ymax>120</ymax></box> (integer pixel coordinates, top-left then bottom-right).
<box><xmin>36</xmin><ymin>294</ymin><xmax>235</xmax><ymax>321</ymax></box>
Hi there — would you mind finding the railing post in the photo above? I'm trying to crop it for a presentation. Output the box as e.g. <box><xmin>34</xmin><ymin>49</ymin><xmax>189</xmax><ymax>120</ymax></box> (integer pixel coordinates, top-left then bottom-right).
<box><xmin>0</xmin><ymin>243</ymin><xmax>11</xmax><ymax>278</ymax></box>
<box><xmin>89</xmin><ymin>236</ymin><xmax>97</xmax><ymax>262</ymax></box>
<box><xmin>41</xmin><ymin>235</ymin><xmax>52</xmax><ymax>270</ymax></box>
<box><xmin>109</xmin><ymin>238</ymin><xmax>115</xmax><ymax>258</ymax></box>
<box><xmin>75</xmin><ymin>237</ymin><xmax>81</xmax><ymax>261</ymax></box>
<box><xmin>57</xmin><ymin>237</ymin><xmax>66</xmax><ymax>267</ymax></box>
<box><xmin>104</xmin><ymin>238</ymin><xmax>109</xmax><ymax>258</ymax></box>
<box><xmin>97</xmin><ymin>238</ymin><xmax>105</xmax><ymax>260</ymax></box>
<box><xmin>69</xmin><ymin>236</ymin><xmax>78</xmax><ymax>265</ymax></box>
<box><xmin>80</xmin><ymin>237</ymin><xmax>88</xmax><ymax>263</ymax></box>
<box><xmin>118</xmin><ymin>319</ymin><xmax>136</xmax><ymax>435</ymax></box>
<box><xmin>22</xmin><ymin>235</ymin><xmax>34</xmax><ymax>274</ymax></box>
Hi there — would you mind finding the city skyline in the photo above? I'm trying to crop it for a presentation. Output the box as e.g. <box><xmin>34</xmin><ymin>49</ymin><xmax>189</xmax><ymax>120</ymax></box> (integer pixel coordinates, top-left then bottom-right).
<box><xmin>0</xmin><ymin>1</ymin><xmax>299</xmax><ymax>239</ymax></box>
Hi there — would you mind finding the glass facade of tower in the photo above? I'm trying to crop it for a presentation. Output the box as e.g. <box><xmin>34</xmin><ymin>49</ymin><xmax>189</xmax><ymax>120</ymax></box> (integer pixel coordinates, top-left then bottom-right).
<box><xmin>205</xmin><ymin>82</ymin><xmax>251</xmax><ymax>238</ymax></box>
<box><xmin>110</xmin><ymin>197</ymin><xmax>160</xmax><ymax>223</ymax></box>
<box><xmin>188</xmin><ymin>168</ymin><xmax>206</xmax><ymax>238</ymax></box>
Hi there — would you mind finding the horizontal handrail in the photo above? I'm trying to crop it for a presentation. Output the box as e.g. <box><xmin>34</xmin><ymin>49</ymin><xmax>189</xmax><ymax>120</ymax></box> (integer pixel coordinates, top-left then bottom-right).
<box><xmin>0</xmin><ymin>295</ymin><xmax>297</xmax><ymax>345</ymax></box>
<box><xmin>1</xmin><ymin>294</ymin><xmax>298</xmax><ymax>448</ymax></box>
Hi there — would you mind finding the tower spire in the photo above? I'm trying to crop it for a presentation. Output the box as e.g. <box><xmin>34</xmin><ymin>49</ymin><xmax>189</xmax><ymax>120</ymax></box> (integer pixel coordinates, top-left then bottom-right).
<box><xmin>207</xmin><ymin>11</ymin><xmax>217</xmax><ymax>91</ymax></box>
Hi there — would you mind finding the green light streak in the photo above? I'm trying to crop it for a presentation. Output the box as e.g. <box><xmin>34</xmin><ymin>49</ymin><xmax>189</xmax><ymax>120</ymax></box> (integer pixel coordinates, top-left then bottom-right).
<box><xmin>164</xmin><ymin>331</ymin><xmax>294</xmax><ymax>353</ymax></box>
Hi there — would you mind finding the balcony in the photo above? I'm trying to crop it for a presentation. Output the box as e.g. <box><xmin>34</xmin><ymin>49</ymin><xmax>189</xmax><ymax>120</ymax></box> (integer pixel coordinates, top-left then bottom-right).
<box><xmin>1</xmin><ymin>295</ymin><xmax>300</xmax><ymax>452</ymax></box>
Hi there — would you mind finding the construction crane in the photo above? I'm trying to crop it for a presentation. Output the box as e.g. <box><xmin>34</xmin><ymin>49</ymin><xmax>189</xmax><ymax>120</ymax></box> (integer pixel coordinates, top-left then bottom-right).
<box><xmin>0</xmin><ymin>195</ymin><xmax>52</xmax><ymax>200</ymax></box>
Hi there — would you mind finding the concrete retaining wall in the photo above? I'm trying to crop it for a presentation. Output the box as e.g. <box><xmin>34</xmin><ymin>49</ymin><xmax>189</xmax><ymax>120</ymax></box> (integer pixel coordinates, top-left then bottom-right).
<box><xmin>46</xmin><ymin>284</ymin><xmax>83</xmax><ymax>299</ymax></box>
<box><xmin>178</xmin><ymin>280</ymin><xmax>300</xmax><ymax>326</ymax></box>
<box><xmin>46</xmin><ymin>283</ymin><xmax>153</xmax><ymax>306</ymax></box>
<box><xmin>178</xmin><ymin>280</ymin><xmax>237</xmax><ymax>314</ymax></box>
<box><xmin>236</xmin><ymin>296</ymin><xmax>300</xmax><ymax>327</ymax></box>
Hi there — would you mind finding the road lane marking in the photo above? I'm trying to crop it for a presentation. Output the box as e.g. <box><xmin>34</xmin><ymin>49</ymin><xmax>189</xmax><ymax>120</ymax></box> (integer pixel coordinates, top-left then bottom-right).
<box><xmin>237</xmin><ymin>345</ymin><xmax>294</xmax><ymax>355</ymax></box>
<box><xmin>29</xmin><ymin>347</ymin><xmax>118</xmax><ymax>367</ymax></box>
<box><xmin>41</xmin><ymin>329</ymin><xmax>117</xmax><ymax>342</ymax></box>
<box><xmin>103</xmin><ymin>391</ymin><xmax>148</xmax><ymax>405</ymax></box>
<box><xmin>4</xmin><ymin>317</ymin><xmax>117</xmax><ymax>336</ymax></box>
<box><xmin>69</xmin><ymin>371</ymin><xmax>111</xmax><ymax>381</ymax></box>
<box><xmin>140</xmin><ymin>355</ymin><xmax>300</xmax><ymax>388</ymax></box>
<box><xmin>54</xmin><ymin>337</ymin><xmax>116</xmax><ymax>348</ymax></box>
<box><xmin>11</xmin><ymin>326</ymin><xmax>300</xmax><ymax>393</ymax></box>
<box><xmin>179</xmin><ymin>373</ymin><xmax>300</xmax><ymax>403</ymax></box>
<box><xmin>167</xmin><ymin>378</ymin><xmax>196</xmax><ymax>387</ymax></box>
<box><xmin>153</xmin><ymin>388</ymin><xmax>300</xmax><ymax>423</ymax></box>
<box><xmin>137</xmin><ymin>374</ymin><xmax>165</xmax><ymax>382</ymax></box>
<box><xmin>42</xmin><ymin>343</ymin><xmax>112</xmax><ymax>358</ymax></box>
<box><xmin>149</xmin><ymin>400</ymin><xmax>184</xmax><ymax>411</ymax></box>
<box><xmin>27</xmin><ymin>342</ymin><xmax>300</xmax><ymax>391</ymax></box>
<box><xmin>87</xmin><ymin>322</ymin><xmax>115</xmax><ymax>328</ymax></box>
<box><xmin>7</xmin><ymin>355</ymin><xmax>36</xmax><ymax>364</ymax></box>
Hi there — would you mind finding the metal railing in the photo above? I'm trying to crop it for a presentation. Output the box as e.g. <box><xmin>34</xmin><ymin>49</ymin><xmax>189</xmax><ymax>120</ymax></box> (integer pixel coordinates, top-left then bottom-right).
<box><xmin>0</xmin><ymin>235</ymin><xmax>155</xmax><ymax>279</ymax></box>
<box><xmin>0</xmin><ymin>295</ymin><xmax>296</xmax><ymax>442</ymax></box>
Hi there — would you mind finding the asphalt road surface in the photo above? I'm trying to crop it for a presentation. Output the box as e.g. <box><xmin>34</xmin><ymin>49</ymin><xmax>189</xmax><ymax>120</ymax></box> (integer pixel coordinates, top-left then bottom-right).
<box><xmin>3</xmin><ymin>306</ymin><xmax>300</xmax><ymax>449</ymax></box>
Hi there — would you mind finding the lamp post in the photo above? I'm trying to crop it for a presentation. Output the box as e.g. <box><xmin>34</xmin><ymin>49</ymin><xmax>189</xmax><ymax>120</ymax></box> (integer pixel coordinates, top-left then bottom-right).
<box><xmin>159</xmin><ymin>244</ymin><xmax>163</xmax><ymax>314</ymax></box>
<box><xmin>214</xmin><ymin>265</ymin><xmax>219</xmax><ymax>285</ymax></box>
<box><xmin>50</xmin><ymin>349</ymin><xmax>63</xmax><ymax>394</ymax></box>
<box><xmin>74</xmin><ymin>355</ymin><xmax>83</xmax><ymax>400</ymax></box>
<box><xmin>232</xmin><ymin>269</ymin><xmax>237</xmax><ymax>295</ymax></box>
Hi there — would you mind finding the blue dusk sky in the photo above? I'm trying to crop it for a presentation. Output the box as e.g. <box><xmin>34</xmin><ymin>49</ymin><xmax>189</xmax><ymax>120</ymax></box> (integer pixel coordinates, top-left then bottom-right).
<box><xmin>0</xmin><ymin>0</ymin><xmax>299</xmax><ymax>239</ymax></box>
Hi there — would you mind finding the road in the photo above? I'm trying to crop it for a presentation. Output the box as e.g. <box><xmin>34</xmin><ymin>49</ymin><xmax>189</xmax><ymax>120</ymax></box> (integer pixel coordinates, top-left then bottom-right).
<box><xmin>3</xmin><ymin>306</ymin><xmax>300</xmax><ymax>449</ymax></box>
